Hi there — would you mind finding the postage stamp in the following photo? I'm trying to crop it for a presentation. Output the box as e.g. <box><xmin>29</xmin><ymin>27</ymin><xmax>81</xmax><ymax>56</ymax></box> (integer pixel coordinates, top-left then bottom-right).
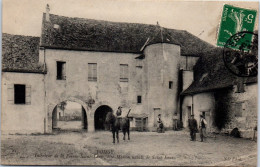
<box><xmin>217</xmin><ymin>4</ymin><xmax>257</xmax><ymax>48</ymax></box>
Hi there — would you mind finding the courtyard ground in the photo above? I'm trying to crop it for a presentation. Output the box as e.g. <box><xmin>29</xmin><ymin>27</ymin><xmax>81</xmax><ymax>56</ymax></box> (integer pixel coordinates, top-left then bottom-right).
<box><xmin>1</xmin><ymin>130</ymin><xmax>257</xmax><ymax>166</ymax></box>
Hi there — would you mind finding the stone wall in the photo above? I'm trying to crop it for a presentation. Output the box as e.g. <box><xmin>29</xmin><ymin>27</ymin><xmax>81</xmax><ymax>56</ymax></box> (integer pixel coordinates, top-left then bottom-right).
<box><xmin>182</xmin><ymin>83</ymin><xmax>257</xmax><ymax>138</ymax></box>
<box><xmin>1</xmin><ymin>72</ymin><xmax>45</xmax><ymax>134</ymax></box>
<box><xmin>144</xmin><ymin>43</ymin><xmax>180</xmax><ymax>130</ymax></box>
<box><xmin>222</xmin><ymin>83</ymin><xmax>258</xmax><ymax>138</ymax></box>
<box><xmin>44</xmin><ymin>43</ymin><xmax>181</xmax><ymax>132</ymax></box>
<box><xmin>43</xmin><ymin>48</ymin><xmax>141</xmax><ymax>132</ymax></box>
<box><xmin>182</xmin><ymin>92</ymin><xmax>215</xmax><ymax>129</ymax></box>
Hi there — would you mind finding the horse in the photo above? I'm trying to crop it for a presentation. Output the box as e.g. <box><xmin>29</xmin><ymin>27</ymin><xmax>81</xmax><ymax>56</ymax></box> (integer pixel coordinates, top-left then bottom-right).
<box><xmin>105</xmin><ymin>110</ymin><xmax>130</xmax><ymax>143</ymax></box>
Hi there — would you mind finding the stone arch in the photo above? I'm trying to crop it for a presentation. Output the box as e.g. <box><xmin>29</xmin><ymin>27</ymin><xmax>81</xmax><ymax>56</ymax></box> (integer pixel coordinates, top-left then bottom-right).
<box><xmin>91</xmin><ymin>101</ymin><xmax>115</xmax><ymax>131</ymax></box>
<box><xmin>90</xmin><ymin>101</ymin><xmax>116</xmax><ymax>116</ymax></box>
<box><xmin>47</xmin><ymin>97</ymin><xmax>89</xmax><ymax>133</ymax></box>
<box><xmin>94</xmin><ymin>105</ymin><xmax>113</xmax><ymax>130</ymax></box>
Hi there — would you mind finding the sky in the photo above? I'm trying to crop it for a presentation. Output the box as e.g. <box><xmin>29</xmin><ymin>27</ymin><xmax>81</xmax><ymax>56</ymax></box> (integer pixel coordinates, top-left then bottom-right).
<box><xmin>2</xmin><ymin>0</ymin><xmax>259</xmax><ymax>45</ymax></box>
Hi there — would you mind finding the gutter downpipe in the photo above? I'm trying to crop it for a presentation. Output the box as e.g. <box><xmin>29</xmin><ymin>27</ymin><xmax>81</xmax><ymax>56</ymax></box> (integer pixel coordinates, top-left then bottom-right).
<box><xmin>43</xmin><ymin>48</ymin><xmax>47</xmax><ymax>133</ymax></box>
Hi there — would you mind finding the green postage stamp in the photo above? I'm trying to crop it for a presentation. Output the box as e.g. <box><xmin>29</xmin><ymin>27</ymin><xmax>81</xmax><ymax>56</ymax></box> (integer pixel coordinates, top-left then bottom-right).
<box><xmin>217</xmin><ymin>4</ymin><xmax>257</xmax><ymax>47</ymax></box>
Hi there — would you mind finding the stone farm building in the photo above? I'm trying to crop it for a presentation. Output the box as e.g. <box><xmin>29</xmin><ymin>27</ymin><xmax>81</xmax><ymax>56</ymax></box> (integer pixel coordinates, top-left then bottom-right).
<box><xmin>2</xmin><ymin>9</ymin><xmax>257</xmax><ymax>137</ymax></box>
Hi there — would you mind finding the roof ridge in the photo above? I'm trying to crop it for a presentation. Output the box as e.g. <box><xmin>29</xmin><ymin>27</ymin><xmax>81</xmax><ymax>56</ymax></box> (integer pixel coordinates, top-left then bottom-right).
<box><xmin>44</xmin><ymin>12</ymin><xmax>185</xmax><ymax>32</ymax></box>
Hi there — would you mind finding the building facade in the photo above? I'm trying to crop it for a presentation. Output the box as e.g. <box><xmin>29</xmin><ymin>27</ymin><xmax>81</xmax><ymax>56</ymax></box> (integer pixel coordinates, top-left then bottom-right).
<box><xmin>7</xmin><ymin>7</ymin><xmax>250</xmax><ymax>134</ymax></box>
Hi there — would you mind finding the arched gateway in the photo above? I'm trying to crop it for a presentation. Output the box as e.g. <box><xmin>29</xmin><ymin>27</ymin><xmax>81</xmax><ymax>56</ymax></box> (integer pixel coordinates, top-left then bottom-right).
<box><xmin>47</xmin><ymin>97</ymin><xmax>90</xmax><ymax>133</ymax></box>
<box><xmin>52</xmin><ymin>101</ymin><xmax>88</xmax><ymax>131</ymax></box>
<box><xmin>94</xmin><ymin>105</ymin><xmax>113</xmax><ymax>130</ymax></box>
<box><xmin>47</xmin><ymin>97</ymin><xmax>115</xmax><ymax>133</ymax></box>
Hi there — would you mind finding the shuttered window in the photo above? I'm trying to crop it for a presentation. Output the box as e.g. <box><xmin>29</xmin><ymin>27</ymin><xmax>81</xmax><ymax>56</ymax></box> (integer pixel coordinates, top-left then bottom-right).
<box><xmin>120</xmin><ymin>64</ymin><xmax>128</xmax><ymax>82</ymax></box>
<box><xmin>7</xmin><ymin>84</ymin><xmax>14</xmax><ymax>104</ymax></box>
<box><xmin>25</xmin><ymin>85</ymin><xmax>31</xmax><ymax>105</ymax></box>
<box><xmin>88</xmin><ymin>63</ymin><xmax>97</xmax><ymax>81</ymax></box>
<box><xmin>8</xmin><ymin>84</ymin><xmax>31</xmax><ymax>105</ymax></box>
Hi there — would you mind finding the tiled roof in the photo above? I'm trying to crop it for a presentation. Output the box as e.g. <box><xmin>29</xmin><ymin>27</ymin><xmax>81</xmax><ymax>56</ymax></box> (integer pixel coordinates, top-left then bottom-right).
<box><xmin>2</xmin><ymin>33</ymin><xmax>45</xmax><ymax>73</ymax></box>
<box><xmin>181</xmin><ymin>47</ymin><xmax>257</xmax><ymax>95</ymax></box>
<box><xmin>40</xmin><ymin>13</ymin><xmax>215</xmax><ymax>55</ymax></box>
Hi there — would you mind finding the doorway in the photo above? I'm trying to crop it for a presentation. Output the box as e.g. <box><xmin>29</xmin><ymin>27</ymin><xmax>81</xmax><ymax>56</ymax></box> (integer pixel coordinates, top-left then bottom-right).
<box><xmin>94</xmin><ymin>105</ymin><xmax>113</xmax><ymax>130</ymax></box>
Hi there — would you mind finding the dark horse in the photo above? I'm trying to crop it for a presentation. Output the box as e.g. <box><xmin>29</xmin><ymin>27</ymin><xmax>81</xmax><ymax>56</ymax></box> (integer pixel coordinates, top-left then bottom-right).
<box><xmin>105</xmin><ymin>109</ymin><xmax>130</xmax><ymax>143</ymax></box>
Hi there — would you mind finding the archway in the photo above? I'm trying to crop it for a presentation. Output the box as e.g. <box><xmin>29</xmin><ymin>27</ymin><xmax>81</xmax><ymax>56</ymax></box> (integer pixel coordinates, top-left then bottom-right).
<box><xmin>94</xmin><ymin>105</ymin><xmax>113</xmax><ymax>131</ymax></box>
<box><xmin>52</xmin><ymin>100</ymin><xmax>88</xmax><ymax>132</ymax></box>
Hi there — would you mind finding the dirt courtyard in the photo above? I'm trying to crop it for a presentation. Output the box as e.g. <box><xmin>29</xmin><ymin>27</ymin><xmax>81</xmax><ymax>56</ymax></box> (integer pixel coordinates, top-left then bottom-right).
<box><xmin>1</xmin><ymin>130</ymin><xmax>257</xmax><ymax>166</ymax></box>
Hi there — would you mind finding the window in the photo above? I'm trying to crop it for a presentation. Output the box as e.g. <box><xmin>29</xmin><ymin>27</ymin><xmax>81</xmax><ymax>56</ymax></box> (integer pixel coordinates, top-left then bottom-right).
<box><xmin>169</xmin><ymin>81</ymin><xmax>173</xmax><ymax>89</ymax></box>
<box><xmin>8</xmin><ymin>84</ymin><xmax>31</xmax><ymax>105</ymax></box>
<box><xmin>234</xmin><ymin>102</ymin><xmax>244</xmax><ymax>117</ymax></box>
<box><xmin>57</xmin><ymin>61</ymin><xmax>66</xmax><ymax>80</ymax></box>
<box><xmin>137</xmin><ymin>96</ymin><xmax>142</xmax><ymax>104</ymax></box>
<box><xmin>88</xmin><ymin>63</ymin><xmax>97</xmax><ymax>81</ymax></box>
<box><xmin>120</xmin><ymin>64</ymin><xmax>128</xmax><ymax>82</ymax></box>
<box><xmin>14</xmin><ymin>84</ymin><xmax>25</xmax><ymax>104</ymax></box>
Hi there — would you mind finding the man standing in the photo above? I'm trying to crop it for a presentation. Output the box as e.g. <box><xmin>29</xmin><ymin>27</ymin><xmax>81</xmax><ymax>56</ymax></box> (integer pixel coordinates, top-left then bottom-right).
<box><xmin>199</xmin><ymin>114</ymin><xmax>207</xmax><ymax>142</ymax></box>
<box><xmin>188</xmin><ymin>114</ymin><xmax>198</xmax><ymax>141</ymax></box>
<box><xmin>157</xmin><ymin>114</ymin><xmax>164</xmax><ymax>133</ymax></box>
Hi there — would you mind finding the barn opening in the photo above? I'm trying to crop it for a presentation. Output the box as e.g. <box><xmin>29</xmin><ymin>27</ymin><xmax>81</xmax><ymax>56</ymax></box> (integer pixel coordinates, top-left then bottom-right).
<box><xmin>52</xmin><ymin>101</ymin><xmax>87</xmax><ymax>132</ymax></box>
<box><xmin>94</xmin><ymin>105</ymin><xmax>113</xmax><ymax>131</ymax></box>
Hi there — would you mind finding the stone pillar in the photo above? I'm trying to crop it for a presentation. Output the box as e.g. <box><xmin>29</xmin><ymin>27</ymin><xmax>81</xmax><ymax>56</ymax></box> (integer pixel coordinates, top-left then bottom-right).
<box><xmin>88</xmin><ymin>115</ymin><xmax>95</xmax><ymax>132</ymax></box>
<box><xmin>46</xmin><ymin>104</ymin><xmax>55</xmax><ymax>133</ymax></box>
<box><xmin>82</xmin><ymin>106</ymin><xmax>88</xmax><ymax>129</ymax></box>
<box><xmin>52</xmin><ymin>106</ymin><xmax>58</xmax><ymax>129</ymax></box>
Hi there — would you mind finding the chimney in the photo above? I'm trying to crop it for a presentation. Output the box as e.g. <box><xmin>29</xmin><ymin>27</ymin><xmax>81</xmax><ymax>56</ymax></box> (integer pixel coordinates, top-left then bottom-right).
<box><xmin>46</xmin><ymin>4</ymin><xmax>50</xmax><ymax>22</ymax></box>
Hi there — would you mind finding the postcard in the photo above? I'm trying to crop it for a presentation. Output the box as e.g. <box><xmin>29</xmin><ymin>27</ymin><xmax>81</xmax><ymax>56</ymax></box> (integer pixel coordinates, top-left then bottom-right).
<box><xmin>1</xmin><ymin>0</ymin><xmax>258</xmax><ymax>166</ymax></box>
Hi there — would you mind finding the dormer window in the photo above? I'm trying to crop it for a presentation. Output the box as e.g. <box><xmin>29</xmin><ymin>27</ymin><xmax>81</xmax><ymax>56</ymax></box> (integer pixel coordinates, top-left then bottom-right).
<box><xmin>54</xmin><ymin>24</ymin><xmax>60</xmax><ymax>29</ymax></box>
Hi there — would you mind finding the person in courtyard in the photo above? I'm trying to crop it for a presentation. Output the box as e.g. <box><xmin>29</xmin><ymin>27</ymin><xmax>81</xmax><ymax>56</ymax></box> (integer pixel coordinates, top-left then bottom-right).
<box><xmin>188</xmin><ymin>114</ymin><xmax>198</xmax><ymax>141</ymax></box>
<box><xmin>116</xmin><ymin>106</ymin><xmax>122</xmax><ymax>117</ymax></box>
<box><xmin>157</xmin><ymin>114</ymin><xmax>164</xmax><ymax>133</ymax></box>
<box><xmin>199</xmin><ymin>114</ymin><xmax>207</xmax><ymax>142</ymax></box>
<box><xmin>173</xmin><ymin>114</ymin><xmax>178</xmax><ymax>130</ymax></box>
<box><xmin>116</xmin><ymin>106</ymin><xmax>123</xmax><ymax>130</ymax></box>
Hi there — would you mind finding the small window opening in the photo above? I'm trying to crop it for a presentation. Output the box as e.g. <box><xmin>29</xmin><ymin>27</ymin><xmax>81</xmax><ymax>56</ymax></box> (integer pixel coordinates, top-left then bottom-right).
<box><xmin>14</xmin><ymin>84</ymin><xmax>26</xmax><ymax>104</ymax></box>
<box><xmin>57</xmin><ymin>61</ymin><xmax>66</xmax><ymax>80</ymax></box>
<box><xmin>169</xmin><ymin>81</ymin><xmax>173</xmax><ymax>89</ymax></box>
<box><xmin>137</xmin><ymin>96</ymin><xmax>142</xmax><ymax>104</ymax></box>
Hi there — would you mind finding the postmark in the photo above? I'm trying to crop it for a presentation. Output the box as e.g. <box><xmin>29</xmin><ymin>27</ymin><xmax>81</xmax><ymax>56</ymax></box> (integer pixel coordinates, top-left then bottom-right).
<box><xmin>217</xmin><ymin>4</ymin><xmax>257</xmax><ymax>47</ymax></box>
<box><xmin>223</xmin><ymin>31</ymin><xmax>258</xmax><ymax>77</ymax></box>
